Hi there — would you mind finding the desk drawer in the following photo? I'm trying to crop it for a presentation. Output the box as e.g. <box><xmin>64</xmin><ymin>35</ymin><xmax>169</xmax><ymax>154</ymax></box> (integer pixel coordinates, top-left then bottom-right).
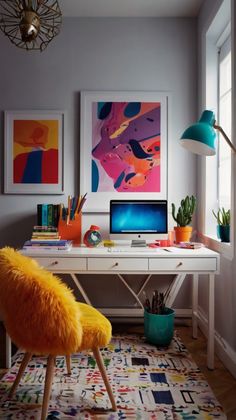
<box><xmin>88</xmin><ymin>257</ymin><xmax>148</xmax><ymax>271</ymax></box>
<box><xmin>35</xmin><ymin>257</ymin><xmax>87</xmax><ymax>271</ymax></box>
<box><xmin>149</xmin><ymin>258</ymin><xmax>217</xmax><ymax>271</ymax></box>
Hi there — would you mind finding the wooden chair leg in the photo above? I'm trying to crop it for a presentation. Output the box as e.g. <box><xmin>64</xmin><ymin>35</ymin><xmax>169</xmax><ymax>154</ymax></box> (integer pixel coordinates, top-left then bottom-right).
<box><xmin>65</xmin><ymin>355</ymin><xmax>71</xmax><ymax>375</ymax></box>
<box><xmin>41</xmin><ymin>355</ymin><xmax>55</xmax><ymax>420</ymax></box>
<box><xmin>9</xmin><ymin>352</ymin><xmax>32</xmax><ymax>398</ymax></box>
<box><xmin>93</xmin><ymin>347</ymin><xmax>117</xmax><ymax>411</ymax></box>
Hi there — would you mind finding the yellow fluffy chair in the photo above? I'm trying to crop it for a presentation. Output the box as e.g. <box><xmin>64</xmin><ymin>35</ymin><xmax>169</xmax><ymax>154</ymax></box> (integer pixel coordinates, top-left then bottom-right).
<box><xmin>0</xmin><ymin>247</ymin><xmax>117</xmax><ymax>420</ymax></box>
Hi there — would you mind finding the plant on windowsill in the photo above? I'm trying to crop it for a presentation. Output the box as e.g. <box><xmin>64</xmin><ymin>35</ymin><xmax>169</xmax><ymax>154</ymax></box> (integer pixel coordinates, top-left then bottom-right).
<box><xmin>212</xmin><ymin>208</ymin><xmax>230</xmax><ymax>243</ymax></box>
<box><xmin>171</xmin><ymin>195</ymin><xmax>197</xmax><ymax>243</ymax></box>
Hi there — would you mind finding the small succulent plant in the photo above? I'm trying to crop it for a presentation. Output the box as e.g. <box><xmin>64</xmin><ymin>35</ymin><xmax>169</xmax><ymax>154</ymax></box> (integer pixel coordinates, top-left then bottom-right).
<box><xmin>171</xmin><ymin>195</ymin><xmax>197</xmax><ymax>227</ymax></box>
<box><xmin>212</xmin><ymin>208</ymin><xmax>230</xmax><ymax>226</ymax></box>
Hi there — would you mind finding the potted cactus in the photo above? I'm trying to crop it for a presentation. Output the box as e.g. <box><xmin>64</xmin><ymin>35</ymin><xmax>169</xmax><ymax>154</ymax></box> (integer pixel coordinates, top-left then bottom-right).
<box><xmin>212</xmin><ymin>208</ymin><xmax>230</xmax><ymax>242</ymax></box>
<box><xmin>171</xmin><ymin>195</ymin><xmax>197</xmax><ymax>243</ymax></box>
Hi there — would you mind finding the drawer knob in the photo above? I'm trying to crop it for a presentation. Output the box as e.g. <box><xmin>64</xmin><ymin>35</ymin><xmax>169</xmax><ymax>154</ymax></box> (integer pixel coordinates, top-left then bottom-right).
<box><xmin>176</xmin><ymin>262</ymin><xmax>183</xmax><ymax>268</ymax></box>
<box><xmin>113</xmin><ymin>262</ymin><xmax>119</xmax><ymax>267</ymax></box>
<box><xmin>51</xmin><ymin>261</ymin><xmax>59</xmax><ymax>266</ymax></box>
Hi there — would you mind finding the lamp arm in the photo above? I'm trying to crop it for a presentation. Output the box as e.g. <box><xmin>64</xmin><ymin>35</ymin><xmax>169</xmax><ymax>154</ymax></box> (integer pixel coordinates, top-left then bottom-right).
<box><xmin>214</xmin><ymin>123</ymin><xmax>236</xmax><ymax>154</ymax></box>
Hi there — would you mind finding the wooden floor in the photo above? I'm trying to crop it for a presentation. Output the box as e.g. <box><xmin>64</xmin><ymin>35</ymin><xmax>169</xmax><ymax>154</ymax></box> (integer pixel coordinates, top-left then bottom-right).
<box><xmin>177</xmin><ymin>325</ymin><xmax>236</xmax><ymax>420</ymax></box>
<box><xmin>113</xmin><ymin>322</ymin><xmax>236</xmax><ymax>420</ymax></box>
<box><xmin>1</xmin><ymin>324</ymin><xmax>236</xmax><ymax>419</ymax></box>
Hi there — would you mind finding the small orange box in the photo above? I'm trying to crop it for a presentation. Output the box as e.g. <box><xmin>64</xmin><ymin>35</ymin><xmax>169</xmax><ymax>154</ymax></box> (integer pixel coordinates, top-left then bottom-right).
<box><xmin>168</xmin><ymin>230</ymin><xmax>175</xmax><ymax>245</ymax></box>
<box><xmin>58</xmin><ymin>213</ymin><xmax>82</xmax><ymax>245</ymax></box>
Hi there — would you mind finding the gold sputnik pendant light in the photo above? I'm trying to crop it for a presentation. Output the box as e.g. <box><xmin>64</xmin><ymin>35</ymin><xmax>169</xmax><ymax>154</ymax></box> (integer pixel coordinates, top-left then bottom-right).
<box><xmin>0</xmin><ymin>0</ymin><xmax>62</xmax><ymax>51</ymax></box>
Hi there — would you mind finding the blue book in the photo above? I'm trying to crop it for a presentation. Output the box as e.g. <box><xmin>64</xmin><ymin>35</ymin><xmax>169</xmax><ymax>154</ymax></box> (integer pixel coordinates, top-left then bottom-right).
<box><xmin>24</xmin><ymin>240</ymin><xmax>71</xmax><ymax>247</ymax></box>
<box><xmin>41</xmin><ymin>204</ymin><xmax>48</xmax><ymax>226</ymax></box>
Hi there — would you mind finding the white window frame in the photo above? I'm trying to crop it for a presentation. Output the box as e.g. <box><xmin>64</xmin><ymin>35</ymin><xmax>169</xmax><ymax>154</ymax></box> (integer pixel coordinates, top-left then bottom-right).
<box><xmin>218</xmin><ymin>36</ymin><xmax>231</xmax><ymax>210</ymax></box>
<box><xmin>200</xmin><ymin>0</ymin><xmax>234</xmax><ymax>260</ymax></box>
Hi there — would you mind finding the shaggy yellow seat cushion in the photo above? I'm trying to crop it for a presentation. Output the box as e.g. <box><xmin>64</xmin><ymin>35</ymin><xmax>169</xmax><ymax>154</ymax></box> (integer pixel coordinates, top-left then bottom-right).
<box><xmin>0</xmin><ymin>247</ymin><xmax>82</xmax><ymax>355</ymax></box>
<box><xmin>77</xmin><ymin>302</ymin><xmax>111</xmax><ymax>351</ymax></box>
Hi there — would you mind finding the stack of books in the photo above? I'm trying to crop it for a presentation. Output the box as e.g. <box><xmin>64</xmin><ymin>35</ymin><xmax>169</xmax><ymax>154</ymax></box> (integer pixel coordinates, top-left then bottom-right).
<box><xmin>31</xmin><ymin>226</ymin><xmax>60</xmax><ymax>241</ymax></box>
<box><xmin>23</xmin><ymin>226</ymin><xmax>72</xmax><ymax>251</ymax></box>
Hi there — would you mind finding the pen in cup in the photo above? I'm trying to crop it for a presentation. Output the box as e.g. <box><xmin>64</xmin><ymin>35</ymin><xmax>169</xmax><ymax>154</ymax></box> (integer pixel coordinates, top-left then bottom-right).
<box><xmin>66</xmin><ymin>195</ymin><xmax>72</xmax><ymax>225</ymax></box>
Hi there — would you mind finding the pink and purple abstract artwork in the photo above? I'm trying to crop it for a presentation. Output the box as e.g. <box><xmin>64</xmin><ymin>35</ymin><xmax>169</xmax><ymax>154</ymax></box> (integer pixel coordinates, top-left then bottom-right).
<box><xmin>91</xmin><ymin>102</ymin><xmax>161</xmax><ymax>192</ymax></box>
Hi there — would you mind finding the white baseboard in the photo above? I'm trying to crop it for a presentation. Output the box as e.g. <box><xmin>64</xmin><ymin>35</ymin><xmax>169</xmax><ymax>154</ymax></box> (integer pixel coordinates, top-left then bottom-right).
<box><xmin>197</xmin><ymin>306</ymin><xmax>236</xmax><ymax>379</ymax></box>
<box><xmin>99</xmin><ymin>308</ymin><xmax>192</xmax><ymax>317</ymax></box>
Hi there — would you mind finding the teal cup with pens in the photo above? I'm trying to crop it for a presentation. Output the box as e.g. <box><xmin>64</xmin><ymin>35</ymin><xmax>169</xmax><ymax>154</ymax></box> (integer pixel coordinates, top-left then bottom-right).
<box><xmin>144</xmin><ymin>308</ymin><xmax>175</xmax><ymax>347</ymax></box>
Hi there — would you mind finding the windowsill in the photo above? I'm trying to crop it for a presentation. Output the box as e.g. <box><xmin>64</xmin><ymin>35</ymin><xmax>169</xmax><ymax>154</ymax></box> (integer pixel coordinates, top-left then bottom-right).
<box><xmin>200</xmin><ymin>233</ymin><xmax>233</xmax><ymax>260</ymax></box>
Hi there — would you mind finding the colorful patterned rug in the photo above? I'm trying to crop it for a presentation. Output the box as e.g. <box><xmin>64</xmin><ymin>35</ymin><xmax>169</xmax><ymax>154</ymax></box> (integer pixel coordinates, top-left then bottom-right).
<box><xmin>0</xmin><ymin>334</ymin><xmax>226</xmax><ymax>419</ymax></box>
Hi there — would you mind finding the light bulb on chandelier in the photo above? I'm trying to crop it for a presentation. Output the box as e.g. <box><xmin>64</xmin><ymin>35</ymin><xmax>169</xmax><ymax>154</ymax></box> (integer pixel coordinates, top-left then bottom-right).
<box><xmin>0</xmin><ymin>0</ymin><xmax>62</xmax><ymax>51</ymax></box>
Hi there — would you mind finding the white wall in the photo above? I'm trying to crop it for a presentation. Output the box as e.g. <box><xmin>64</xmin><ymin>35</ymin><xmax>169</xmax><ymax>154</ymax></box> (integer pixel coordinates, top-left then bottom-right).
<box><xmin>198</xmin><ymin>0</ymin><xmax>236</xmax><ymax>375</ymax></box>
<box><xmin>0</xmin><ymin>17</ymin><xmax>197</xmax><ymax>244</ymax></box>
<box><xmin>0</xmin><ymin>17</ymin><xmax>197</xmax><ymax>308</ymax></box>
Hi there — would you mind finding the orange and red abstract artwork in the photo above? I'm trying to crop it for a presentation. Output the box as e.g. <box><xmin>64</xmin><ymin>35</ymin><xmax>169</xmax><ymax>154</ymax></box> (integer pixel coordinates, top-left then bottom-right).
<box><xmin>13</xmin><ymin>119</ymin><xmax>59</xmax><ymax>184</ymax></box>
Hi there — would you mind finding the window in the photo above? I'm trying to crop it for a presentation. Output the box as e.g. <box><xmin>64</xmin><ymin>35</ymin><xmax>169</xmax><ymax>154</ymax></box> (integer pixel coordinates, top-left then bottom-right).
<box><xmin>203</xmin><ymin>1</ymin><xmax>233</xmax><ymax>257</ymax></box>
<box><xmin>218</xmin><ymin>36</ymin><xmax>231</xmax><ymax>210</ymax></box>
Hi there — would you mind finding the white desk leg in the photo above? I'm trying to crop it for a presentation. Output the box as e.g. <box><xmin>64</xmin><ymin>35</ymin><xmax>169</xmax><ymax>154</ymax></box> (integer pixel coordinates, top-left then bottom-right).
<box><xmin>207</xmin><ymin>273</ymin><xmax>215</xmax><ymax>370</ymax></box>
<box><xmin>70</xmin><ymin>273</ymin><xmax>92</xmax><ymax>305</ymax></box>
<box><xmin>6</xmin><ymin>333</ymin><xmax>11</xmax><ymax>369</ymax></box>
<box><xmin>192</xmin><ymin>273</ymin><xmax>198</xmax><ymax>339</ymax></box>
<box><xmin>165</xmin><ymin>274</ymin><xmax>186</xmax><ymax>308</ymax></box>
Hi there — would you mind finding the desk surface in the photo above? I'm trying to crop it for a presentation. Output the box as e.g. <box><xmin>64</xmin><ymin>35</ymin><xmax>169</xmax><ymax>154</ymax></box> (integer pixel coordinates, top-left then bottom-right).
<box><xmin>22</xmin><ymin>245</ymin><xmax>219</xmax><ymax>259</ymax></box>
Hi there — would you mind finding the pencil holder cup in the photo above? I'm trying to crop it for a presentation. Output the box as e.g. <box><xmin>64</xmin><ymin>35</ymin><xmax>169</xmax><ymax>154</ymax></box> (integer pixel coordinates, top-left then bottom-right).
<box><xmin>144</xmin><ymin>308</ymin><xmax>175</xmax><ymax>347</ymax></box>
<box><xmin>58</xmin><ymin>213</ymin><xmax>82</xmax><ymax>245</ymax></box>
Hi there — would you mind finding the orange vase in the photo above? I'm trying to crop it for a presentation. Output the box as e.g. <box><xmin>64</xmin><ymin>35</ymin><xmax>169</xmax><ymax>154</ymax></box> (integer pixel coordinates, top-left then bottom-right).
<box><xmin>174</xmin><ymin>226</ymin><xmax>192</xmax><ymax>243</ymax></box>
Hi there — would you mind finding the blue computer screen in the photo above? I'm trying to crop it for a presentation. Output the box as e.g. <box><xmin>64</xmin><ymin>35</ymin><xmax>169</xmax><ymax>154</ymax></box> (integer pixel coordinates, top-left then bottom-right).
<box><xmin>110</xmin><ymin>200</ymin><xmax>168</xmax><ymax>233</ymax></box>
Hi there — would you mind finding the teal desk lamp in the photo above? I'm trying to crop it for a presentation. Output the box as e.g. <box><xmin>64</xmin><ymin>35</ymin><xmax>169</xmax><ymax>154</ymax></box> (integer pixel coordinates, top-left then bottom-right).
<box><xmin>180</xmin><ymin>110</ymin><xmax>236</xmax><ymax>155</ymax></box>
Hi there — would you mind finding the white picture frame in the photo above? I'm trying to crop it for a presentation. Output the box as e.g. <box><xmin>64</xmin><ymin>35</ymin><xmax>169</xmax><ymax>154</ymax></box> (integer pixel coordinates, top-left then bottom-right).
<box><xmin>80</xmin><ymin>91</ymin><xmax>168</xmax><ymax>212</ymax></box>
<box><xmin>4</xmin><ymin>110</ymin><xmax>64</xmax><ymax>194</ymax></box>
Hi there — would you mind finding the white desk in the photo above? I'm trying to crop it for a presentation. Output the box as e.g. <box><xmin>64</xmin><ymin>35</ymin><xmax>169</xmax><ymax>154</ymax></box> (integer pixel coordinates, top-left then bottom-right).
<box><xmin>5</xmin><ymin>246</ymin><xmax>219</xmax><ymax>370</ymax></box>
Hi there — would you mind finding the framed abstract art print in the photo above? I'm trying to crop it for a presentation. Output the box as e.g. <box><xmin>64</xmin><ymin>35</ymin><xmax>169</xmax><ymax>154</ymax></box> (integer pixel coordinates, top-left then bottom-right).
<box><xmin>4</xmin><ymin>110</ymin><xmax>64</xmax><ymax>194</ymax></box>
<box><xmin>80</xmin><ymin>91</ymin><xmax>168</xmax><ymax>212</ymax></box>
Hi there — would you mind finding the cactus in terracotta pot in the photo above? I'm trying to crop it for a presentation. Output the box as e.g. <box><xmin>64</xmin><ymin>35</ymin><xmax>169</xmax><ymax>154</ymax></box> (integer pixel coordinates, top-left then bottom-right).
<box><xmin>171</xmin><ymin>195</ymin><xmax>197</xmax><ymax>242</ymax></box>
<box><xmin>171</xmin><ymin>195</ymin><xmax>197</xmax><ymax>227</ymax></box>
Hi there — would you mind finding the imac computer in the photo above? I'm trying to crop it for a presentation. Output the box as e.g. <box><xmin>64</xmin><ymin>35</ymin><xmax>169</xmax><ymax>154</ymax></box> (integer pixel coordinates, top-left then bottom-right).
<box><xmin>110</xmin><ymin>200</ymin><xmax>168</xmax><ymax>246</ymax></box>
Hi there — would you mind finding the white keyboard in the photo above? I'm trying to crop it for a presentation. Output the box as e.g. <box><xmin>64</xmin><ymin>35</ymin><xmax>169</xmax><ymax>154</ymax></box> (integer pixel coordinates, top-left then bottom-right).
<box><xmin>107</xmin><ymin>247</ymin><xmax>158</xmax><ymax>253</ymax></box>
